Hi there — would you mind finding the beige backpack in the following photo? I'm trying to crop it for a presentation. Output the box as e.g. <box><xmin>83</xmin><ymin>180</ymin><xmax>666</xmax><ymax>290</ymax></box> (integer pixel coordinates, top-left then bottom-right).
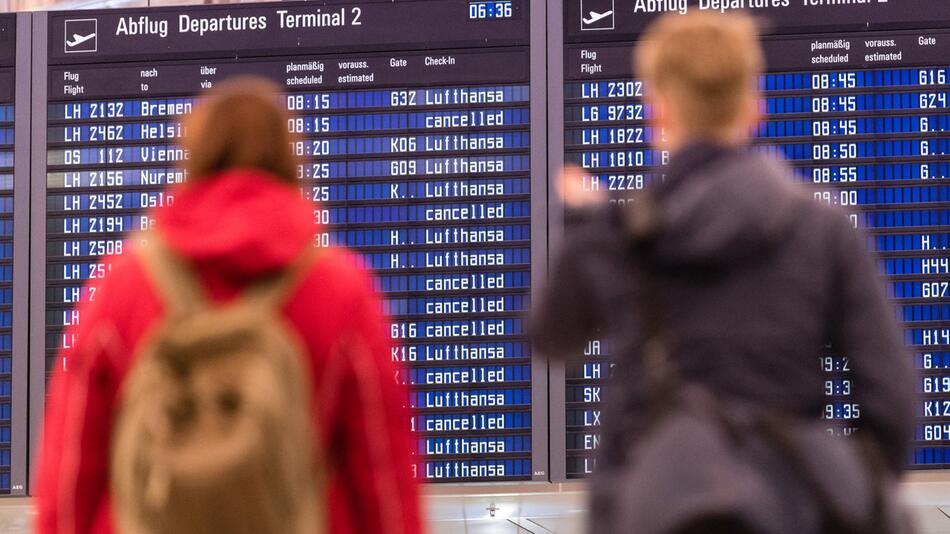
<box><xmin>110</xmin><ymin>235</ymin><xmax>323</xmax><ymax>534</ymax></box>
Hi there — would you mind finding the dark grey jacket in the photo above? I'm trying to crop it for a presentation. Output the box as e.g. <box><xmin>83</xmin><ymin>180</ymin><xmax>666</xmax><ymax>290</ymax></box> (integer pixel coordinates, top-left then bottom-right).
<box><xmin>533</xmin><ymin>144</ymin><xmax>916</xmax><ymax>482</ymax></box>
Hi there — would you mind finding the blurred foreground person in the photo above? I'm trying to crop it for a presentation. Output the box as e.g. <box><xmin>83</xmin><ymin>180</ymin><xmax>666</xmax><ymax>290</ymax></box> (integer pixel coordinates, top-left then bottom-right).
<box><xmin>533</xmin><ymin>12</ymin><xmax>915</xmax><ymax>534</ymax></box>
<box><xmin>36</xmin><ymin>77</ymin><xmax>422</xmax><ymax>534</ymax></box>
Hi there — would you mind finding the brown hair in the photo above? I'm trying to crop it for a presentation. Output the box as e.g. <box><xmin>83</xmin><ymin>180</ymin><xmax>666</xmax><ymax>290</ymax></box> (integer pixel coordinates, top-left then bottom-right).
<box><xmin>182</xmin><ymin>76</ymin><xmax>298</xmax><ymax>183</ymax></box>
<box><xmin>635</xmin><ymin>11</ymin><xmax>763</xmax><ymax>141</ymax></box>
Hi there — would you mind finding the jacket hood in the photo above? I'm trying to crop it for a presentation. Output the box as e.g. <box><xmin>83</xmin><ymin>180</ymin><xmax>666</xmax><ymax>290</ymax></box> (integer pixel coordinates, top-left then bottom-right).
<box><xmin>641</xmin><ymin>145</ymin><xmax>808</xmax><ymax>270</ymax></box>
<box><xmin>155</xmin><ymin>168</ymin><xmax>315</xmax><ymax>280</ymax></box>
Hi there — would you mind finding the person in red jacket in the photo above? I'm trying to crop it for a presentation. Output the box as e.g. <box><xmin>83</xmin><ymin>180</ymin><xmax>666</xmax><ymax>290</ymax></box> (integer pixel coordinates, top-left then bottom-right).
<box><xmin>36</xmin><ymin>76</ymin><xmax>423</xmax><ymax>534</ymax></box>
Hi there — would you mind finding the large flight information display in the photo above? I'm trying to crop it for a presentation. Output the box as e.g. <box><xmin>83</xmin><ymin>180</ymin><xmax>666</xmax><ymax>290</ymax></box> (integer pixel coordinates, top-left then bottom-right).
<box><xmin>36</xmin><ymin>0</ymin><xmax>548</xmax><ymax>483</ymax></box>
<box><xmin>0</xmin><ymin>14</ymin><xmax>22</xmax><ymax>496</ymax></box>
<box><xmin>10</xmin><ymin>0</ymin><xmax>950</xmax><ymax>492</ymax></box>
<box><xmin>557</xmin><ymin>1</ymin><xmax>950</xmax><ymax>477</ymax></box>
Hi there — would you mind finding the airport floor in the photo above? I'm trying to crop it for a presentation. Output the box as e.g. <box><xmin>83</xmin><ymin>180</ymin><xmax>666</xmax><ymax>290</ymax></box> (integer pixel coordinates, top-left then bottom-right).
<box><xmin>4</xmin><ymin>478</ymin><xmax>950</xmax><ymax>533</ymax></box>
<box><xmin>424</xmin><ymin>478</ymin><xmax>950</xmax><ymax>533</ymax></box>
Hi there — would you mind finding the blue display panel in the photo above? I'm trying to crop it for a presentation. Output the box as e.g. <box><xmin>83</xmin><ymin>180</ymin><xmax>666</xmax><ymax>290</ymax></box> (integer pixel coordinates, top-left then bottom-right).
<box><xmin>45</xmin><ymin>0</ymin><xmax>537</xmax><ymax>482</ymax></box>
<box><xmin>563</xmin><ymin>9</ymin><xmax>950</xmax><ymax>475</ymax></box>
<box><xmin>0</xmin><ymin>14</ymin><xmax>15</xmax><ymax>495</ymax></box>
<box><xmin>0</xmin><ymin>105</ymin><xmax>11</xmax><ymax>496</ymax></box>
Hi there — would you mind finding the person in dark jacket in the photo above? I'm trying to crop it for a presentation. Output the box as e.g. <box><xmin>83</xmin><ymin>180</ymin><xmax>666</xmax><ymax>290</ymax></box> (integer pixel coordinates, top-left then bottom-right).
<box><xmin>36</xmin><ymin>77</ymin><xmax>423</xmax><ymax>534</ymax></box>
<box><xmin>533</xmin><ymin>11</ymin><xmax>915</xmax><ymax>534</ymax></box>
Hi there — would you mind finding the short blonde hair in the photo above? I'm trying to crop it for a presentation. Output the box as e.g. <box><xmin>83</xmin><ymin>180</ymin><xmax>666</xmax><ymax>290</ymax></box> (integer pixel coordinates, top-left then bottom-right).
<box><xmin>635</xmin><ymin>11</ymin><xmax>763</xmax><ymax>140</ymax></box>
<box><xmin>183</xmin><ymin>76</ymin><xmax>299</xmax><ymax>183</ymax></box>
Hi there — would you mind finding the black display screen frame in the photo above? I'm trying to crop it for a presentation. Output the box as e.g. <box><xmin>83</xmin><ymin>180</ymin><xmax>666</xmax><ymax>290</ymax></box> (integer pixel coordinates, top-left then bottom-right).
<box><xmin>29</xmin><ymin>0</ymin><xmax>551</xmax><ymax>487</ymax></box>
<box><xmin>549</xmin><ymin>0</ymin><xmax>950</xmax><ymax>480</ymax></box>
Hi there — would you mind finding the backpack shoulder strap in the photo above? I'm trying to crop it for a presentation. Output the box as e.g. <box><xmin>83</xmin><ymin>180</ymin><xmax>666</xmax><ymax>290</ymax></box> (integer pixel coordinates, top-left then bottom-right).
<box><xmin>240</xmin><ymin>245</ymin><xmax>319</xmax><ymax>311</ymax></box>
<box><xmin>135</xmin><ymin>232</ymin><xmax>209</xmax><ymax>317</ymax></box>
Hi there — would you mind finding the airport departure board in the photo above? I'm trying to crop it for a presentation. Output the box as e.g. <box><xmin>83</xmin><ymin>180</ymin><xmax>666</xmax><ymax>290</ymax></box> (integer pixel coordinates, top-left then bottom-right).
<box><xmin>7</xmin><ymin>0</ymin><xmax>950</xmax><ymax>493</ymax></box>
<box><xmin>557</xmin><ymin>1</ymin><xmax>950</xmax><ymax>477</ymax></box>
<box><xmin>0</xmin><ymin>15</ymin><xmax>16</xmax><ymax>495</ymax></box>
<box><xmin>37</xmin><ymin>0</ymin><xmax>548</xmax><ymax>483</ymax></box>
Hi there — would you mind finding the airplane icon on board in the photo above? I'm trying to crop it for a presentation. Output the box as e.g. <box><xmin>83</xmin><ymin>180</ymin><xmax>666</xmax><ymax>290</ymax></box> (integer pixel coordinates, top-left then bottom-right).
<box><xmin>582</xmin><ymin>10</ymin><xmax>613</xmax><ymax>25</ymax></box>
<box><xmin>579</xmin><ymin>0</ymin><xmax>614</xmax><ymax>31</ymax></box>
<box><xmin>66</xmin><ymin>33</ymin><xmax>96</xmax><ymax>48</ymax></box>
<box><xmin>64</xmin><ymin>19</ymin><xmax>98</xmax><ymax>53</ymax></box>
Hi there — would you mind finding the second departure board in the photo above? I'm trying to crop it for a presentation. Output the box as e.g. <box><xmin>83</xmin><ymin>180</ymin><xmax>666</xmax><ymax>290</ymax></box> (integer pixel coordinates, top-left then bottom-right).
<box><xmin>34</xmin><ymin>0</ymin><xmax>548</xmax><ymax>483</ymax></box>
<box><xmin>554</xmin><ymin>1</ymin><xmax>950</xmax><ymax>478</ymax></box>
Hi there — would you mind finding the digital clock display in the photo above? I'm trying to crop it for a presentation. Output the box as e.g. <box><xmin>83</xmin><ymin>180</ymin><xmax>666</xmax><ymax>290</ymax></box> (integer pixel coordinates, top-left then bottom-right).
<box><xmin>470</xmin><ymin>1</ymin><xmax>514</xmax><ymax>19</ymax></box>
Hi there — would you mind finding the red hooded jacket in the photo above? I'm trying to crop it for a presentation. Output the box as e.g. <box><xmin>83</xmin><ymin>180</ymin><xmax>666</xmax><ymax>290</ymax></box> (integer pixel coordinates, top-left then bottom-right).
<box><xmin>36</xmin><ymin>169</ymin><xmax>423</xmax><ymax>534</ymax></box>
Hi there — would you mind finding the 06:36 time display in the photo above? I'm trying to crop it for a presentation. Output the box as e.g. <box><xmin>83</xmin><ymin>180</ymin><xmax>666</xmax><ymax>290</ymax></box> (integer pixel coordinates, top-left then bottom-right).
<box><xmin>469</xmin><ymin>0</ymin><xmax>513</xmax><ymax>19</ymax></box>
